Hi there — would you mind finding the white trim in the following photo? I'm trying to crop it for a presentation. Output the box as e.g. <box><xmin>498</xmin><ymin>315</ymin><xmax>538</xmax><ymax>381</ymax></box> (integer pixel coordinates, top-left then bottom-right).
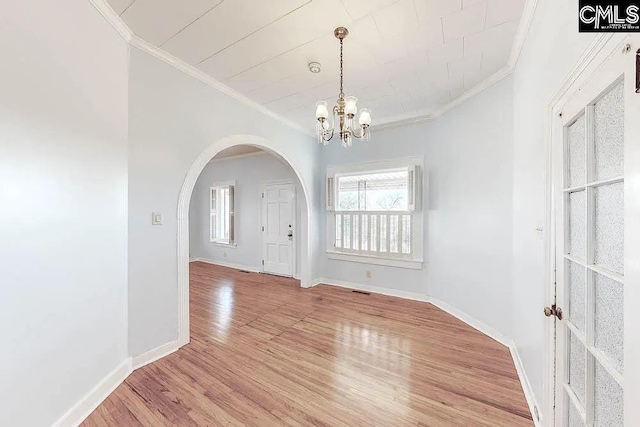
<box><xmin>313</xmin><ymin>277</ymin><xmax>536</xmax><ymax>423</ymax></box>
<box><xmin>129</xmin><ymin>36</ymin><xmax>312</xmax><ymax>137</ymax></box>
<box><xmin>88</xmin><ymin>0</ymin><xmax>133</xmax><ymax>41</ymax></box>
<box><xmin>208</xmin><ymin>151</ymin><xmax>268</xmax><ymax>164</ymax></box>
<box><xmin>507</xmin><ymin>0</ymin><xmax>539</xmax><ymax>69</ymax></box>
<box><xmin>326</xmin><ymin>251</ymin><xmax>423</xmax><ymax>270</ymax></box>
<box><xmin>542</xmin><ymin>32</ymin><xmax>626</xmax><ymax>425</ymax></box>
<box><xmin>53</xmin><ymin>358</ymin><xmax>132</xmax><ymax>427</ymax></box>
<box><xmin>326</xmin><ymin>156</ymin><xmax>425</xmax><ymax>268</ymax></box>
<box><xmin>192</xmin><ymin>257</ymin><xmax>262</xmax><ymax>273</ymax></box>
<box><xmin>87</xmin><ymin>2</ymin><xmax>311</xmax><ymax>137</ymax></box>
<box><xmin>510</xmin><ymin>342</ymin><xmax>542</xmax><ymax>426</ymax></box>
<box><xmin>208</xmin><ymin>241</ymin><xmax>238</xmax><ymax>248</ymax></box>
<box><xmin>372</xmin><ymin>0</ymin><xmax>540</xmax><ymax>131</ymax></box>
<box><xmin>132</xmin><ymin>340</ymin><xmax>180</xmax><ymax>370</ymax></box>
<box><xmin>428</xmin><ymin>297</ymin><xmax>510</xmax><ymax>347</ymax></box>
<box><xmin>88</xmin><ymin>0</ymin><xmax>542</xmax><ymax>135</ymax></box>
<box><xmin>312</xmin><ymin>277</ymin><xmax>429</xmax><ymax>303</ymax></box>
<box><xmin>177</xmin><ymin>134</ymin><xmax>314</xmax><ymax>347</ymax></box>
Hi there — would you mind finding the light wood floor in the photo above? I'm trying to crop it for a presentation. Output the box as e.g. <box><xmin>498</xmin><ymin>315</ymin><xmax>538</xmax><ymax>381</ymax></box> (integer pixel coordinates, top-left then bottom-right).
<box><xmin>84</xmin><ymin>262</ymin><xmax>532</xmax><ymax>426</ymax></box>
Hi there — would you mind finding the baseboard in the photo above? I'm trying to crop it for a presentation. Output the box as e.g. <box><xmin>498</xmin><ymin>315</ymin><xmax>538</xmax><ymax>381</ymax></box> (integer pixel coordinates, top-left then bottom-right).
<box><xmin>313</xmin><ymin>277</ymin><xmax>430</xmax><ymax>303</ymax></box>
<box><xmin>428</xmin><ymin>297</ymin><xmax>510</xmax><ymax>347</ymax></box>
<box><xmin>510</xmin><ymin>342</ymin><xmax>542</xmax><ymax>426</ymax></box>
<box><xmin>192</xmin><ymin>257</ymin><xmax>261</xmax><ymax>273</ymax></box>
<box><xmin>53</xmin><ymin>358</ymin><xmax>132</xmax><ymax>427</ymax></box>
<box><xmin>132</xmin><ymin>340</ymin><xmax>180</xmax><ymax>370</ymax></box>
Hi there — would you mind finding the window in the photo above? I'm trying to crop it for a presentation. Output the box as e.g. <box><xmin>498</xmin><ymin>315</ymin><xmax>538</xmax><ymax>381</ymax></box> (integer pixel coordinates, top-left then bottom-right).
<box><xmin>210</xmin><ymin>183</ymin><xmax>235</xmax><ymax>245</ymax></box>
<box><xmin>327</xmin><ymin>158</ymin><xmax>423</xmax><ymax>269</ymax></box>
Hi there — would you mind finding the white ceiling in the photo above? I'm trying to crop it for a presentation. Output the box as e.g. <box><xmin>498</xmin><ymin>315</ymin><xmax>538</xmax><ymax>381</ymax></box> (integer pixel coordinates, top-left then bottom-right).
<box><xmin>110</xmin><ymin>0</ymin><xmax>525</xmax><ymax>130</ymax></box>
<box><xmin>212</xmin><ymin>145</ymin><xmax>263</xmax><ymax>160</ymax></box>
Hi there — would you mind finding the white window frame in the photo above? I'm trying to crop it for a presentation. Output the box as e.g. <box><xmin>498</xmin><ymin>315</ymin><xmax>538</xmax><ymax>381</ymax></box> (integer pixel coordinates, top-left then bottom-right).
<box><xmin>326</xmin><ymin>156</ymin><xmax>425</xmax><ymax>270</ymax></box>
<box><xmin>210</xmin><ymin>180</ymin><xmax>236</xmax><ymax>247</ymax></box>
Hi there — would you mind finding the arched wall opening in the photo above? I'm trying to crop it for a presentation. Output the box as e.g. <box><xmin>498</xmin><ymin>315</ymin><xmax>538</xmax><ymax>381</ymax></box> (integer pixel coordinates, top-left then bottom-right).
<box><xmin>176</xmin><ymin>135</ymin><xmax>313</xmax><ymax>347</ymax></box>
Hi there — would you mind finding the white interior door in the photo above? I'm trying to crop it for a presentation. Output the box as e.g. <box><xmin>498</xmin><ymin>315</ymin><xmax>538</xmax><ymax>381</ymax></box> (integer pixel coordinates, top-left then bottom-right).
<box><xmin>261</xmin><ymin>182</ymin><xmax>294</xmax><ymax>277</ymax></box>
<box><xmin>553</xmin><ymin>36</ymin><xmax>640</xmax><ymax>426</ymax></box>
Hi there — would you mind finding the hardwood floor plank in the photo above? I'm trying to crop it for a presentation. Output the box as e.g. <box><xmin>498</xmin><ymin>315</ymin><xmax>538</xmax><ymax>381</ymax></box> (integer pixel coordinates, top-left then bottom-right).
<box><xmin>83</xmin><ymin>262</ymin><xmax>532</xmax><ymax>426</ymax></box>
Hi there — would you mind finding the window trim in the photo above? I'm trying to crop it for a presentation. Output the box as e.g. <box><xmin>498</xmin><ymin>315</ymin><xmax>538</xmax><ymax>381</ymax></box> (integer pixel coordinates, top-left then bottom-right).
<box><xmin>210</xmin><ymin>180</ymin><xmax>236</xmax><ymax>247</ymax></box>
<box><xmin>326</xmin><ymin>156</ymin><xmax>425</xmax><ymax>269</ymax></box>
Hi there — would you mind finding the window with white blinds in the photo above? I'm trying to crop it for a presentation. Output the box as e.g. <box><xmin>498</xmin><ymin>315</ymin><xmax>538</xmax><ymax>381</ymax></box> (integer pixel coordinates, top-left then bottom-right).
<box><xmin>210</xmin><ymin>183</ymin><xmax>235</xmax><ymax>245</ymax></box>
<box><xmin>326</xmin><ymin>159</ymin><xmax>423</xmax><ymax>267</ymax></box>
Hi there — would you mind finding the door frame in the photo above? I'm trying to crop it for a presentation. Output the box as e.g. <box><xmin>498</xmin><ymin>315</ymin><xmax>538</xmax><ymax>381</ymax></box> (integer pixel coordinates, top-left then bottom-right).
<box><xmin>545</xmin><ymin>33</ymin><xmax>633</xmax><ymax>425</ymax></box>
<box><xmin>260</xmin><ymin>179</ymin><xmax>297</xmax><ymax>278</ymax></box>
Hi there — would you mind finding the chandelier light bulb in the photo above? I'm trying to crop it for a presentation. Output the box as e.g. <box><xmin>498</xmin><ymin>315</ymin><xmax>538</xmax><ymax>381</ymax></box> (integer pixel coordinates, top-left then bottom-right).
<box><xmin>315</xmin><ymin>101</ymin><xmax>329</xmax><ymax>119</ymax></box>
<box><xmin>358</xmin><ymin>108</ymin><xmax>372</xmax><ymax>126</ymax></box>
<box><xmin>344</xmin><ymin>96</ymin><xmax>358</xmax><ymax>116</ymax></box>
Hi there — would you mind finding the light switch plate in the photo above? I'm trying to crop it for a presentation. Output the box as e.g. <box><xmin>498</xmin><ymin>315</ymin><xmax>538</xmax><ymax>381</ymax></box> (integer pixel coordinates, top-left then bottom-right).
<box><xmin>152</xmin><ymin>212</ymin><xmax>163</xmax><ymax>225</ymax></box>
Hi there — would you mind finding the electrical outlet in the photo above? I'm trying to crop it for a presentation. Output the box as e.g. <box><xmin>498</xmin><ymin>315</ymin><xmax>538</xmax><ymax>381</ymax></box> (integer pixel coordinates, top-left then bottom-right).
<box><xmin>365</xmin><ymin>270</ymin><xmax>372</xmax><ymax>278</ymax></box>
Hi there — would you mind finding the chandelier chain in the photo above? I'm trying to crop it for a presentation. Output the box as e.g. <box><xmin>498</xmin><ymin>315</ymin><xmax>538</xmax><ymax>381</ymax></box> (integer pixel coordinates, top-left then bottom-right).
<box><xmin>339</xmin><ymin>38</ymin><xmax>344</xmax><ymax>99</ymax></box>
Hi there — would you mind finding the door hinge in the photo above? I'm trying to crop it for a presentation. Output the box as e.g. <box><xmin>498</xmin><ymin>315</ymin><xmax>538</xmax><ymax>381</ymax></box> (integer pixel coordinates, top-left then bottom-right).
<box><xmin>544</xmin><ymin>304</ymin><xmax>563</xmax><ymax>320</ymax></box>
<box><xmin>262</xmin><ymin>260</ymin><xmax>264</xmax><ymax>265</ymax></box>
<box><xmin>262</xmin><ymin>192</ymin><xmax>264</xmax><ymax>198</ymax></box>
<box><xmin>636</xmin><ymin>48</ymin><xmax>640</xmax><ymax>93</ymax></box>
<box><xmin>262</xmin><ymin>226</ymin><xmax>264</xmax><ymax>232</ymax></box>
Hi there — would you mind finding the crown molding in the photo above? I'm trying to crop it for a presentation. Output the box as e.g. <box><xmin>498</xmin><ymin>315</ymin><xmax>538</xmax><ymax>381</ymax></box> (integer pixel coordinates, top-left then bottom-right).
<box><xmin>87</xmin><ymin>0</ymin><xmax>313</xmax><ymax>138</ymax></box>
<box><xmin>89</xmin><ymin>0</ymin><xmax>133</xmax><ymax>41</ymax></box>
<box><xmin>129</xmin><ymin>36</ymin><xmax>314</xmax><ymax>137</ymax></box>
<box><xmin>372</xmin><ymin>0</ymin><xmax>540</xmax><ymax>132</ymax></box>
<box><xmin>372</xmin><ymin>65</ymin><xmax>513</xmax><ymax>132</ymax></box>
<box><xmin>89</xmin><ymin>0</ymin><xmax>539</xmax><ymax>136</ymax></box>
<box><xmin>508</xmin><ymin>0</ymin><xmax>540</xmax><ymax>69</ymax></box>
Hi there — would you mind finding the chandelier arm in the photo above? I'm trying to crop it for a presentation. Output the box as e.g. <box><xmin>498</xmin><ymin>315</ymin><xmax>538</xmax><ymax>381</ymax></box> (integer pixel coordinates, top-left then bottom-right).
<box><xmin>323</xmin><ymin>129</ymin><xmax>335</xmax><ymax>142</ymax></box>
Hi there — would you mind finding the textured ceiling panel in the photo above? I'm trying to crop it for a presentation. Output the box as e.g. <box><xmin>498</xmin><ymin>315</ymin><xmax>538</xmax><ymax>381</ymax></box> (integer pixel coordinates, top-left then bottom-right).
<box><xmin>111</xmin><ymin>0</ymin><xmax>525</xmax><ymax>130</ymax></box>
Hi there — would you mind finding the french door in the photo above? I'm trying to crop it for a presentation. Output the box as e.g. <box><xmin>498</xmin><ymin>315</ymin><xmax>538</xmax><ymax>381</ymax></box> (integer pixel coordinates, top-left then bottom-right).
<box><xmin>553</xmin><ymin>36</ymin><xmax>639</xmax><ymax>426</ymax></box>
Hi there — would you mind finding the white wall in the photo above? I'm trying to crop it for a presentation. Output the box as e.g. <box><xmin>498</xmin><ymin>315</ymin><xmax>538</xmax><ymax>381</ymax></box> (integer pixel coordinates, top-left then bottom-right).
<box><xmin>189</xmin><ymin>152</ymin><xmax>305</xmax><ymax>277</ymax></box>
<box><xmin>319</xmin><ymin>78</ymin><xmax>515</xmax><ymax>339</ymax></box>
<box><xmin>510</xmin><ymin>0</ymin><xmax>597</xmax><ymax>418</ymax></box>
<box><xmin>0</xmin><ymin>1</ymin><xmax>129</xmax><ymax>426</ymax></box>
<box><xmin>127</xmin><ymin>46</ymin><xmax>319</xmax><ymax>358</ymax></box>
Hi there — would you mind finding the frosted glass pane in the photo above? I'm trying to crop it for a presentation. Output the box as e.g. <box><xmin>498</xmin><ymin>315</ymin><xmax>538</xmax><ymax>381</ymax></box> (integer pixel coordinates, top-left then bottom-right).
<box><xmin>568</xmin><ymin>261</ymin><xmax>586</xmax><ymax>332</ymax></box>
<box><xmin>594</xmin><ymin>182</ymin><xmax>624</xmax><ymax>275</ymax></box>
<box><xmin>567</xmin><ymin>115</ymin><xmax>586</xmax><ymax>187</ymax></box>
<box><xmin>595</xmin><ymin>81</ymin><xmax>624</xmax><ymax>180</ymax></box>
<box><xmin>568</xmin><ymin>399</ymin><xmax>584</xmax><ymax>427</ymax></box>
<box><xmin>595</xmin><ymin>273</ymin><xmax>624</xmax><ymax>372</ymax></box>
<box><xmin>568</xmin><ymin>191</ymin><xmax>586</xmax><ymax>259</ymax></box>
<box><xmin>595</xmin><ymin>363</ymin><xmax>623</xmax><ymax>426</ymax></box>
<box><xmin>569</xmin><ymin>331</ymin><xmax>586</xmax><ymax>405</ymax></box>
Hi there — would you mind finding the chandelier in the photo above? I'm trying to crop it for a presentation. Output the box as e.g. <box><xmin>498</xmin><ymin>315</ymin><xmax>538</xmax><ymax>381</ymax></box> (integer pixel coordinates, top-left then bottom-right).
<box><xmin>315</xmin><ymin>27</ymin><xmax>372</xmax><ymax>147</ymax></box>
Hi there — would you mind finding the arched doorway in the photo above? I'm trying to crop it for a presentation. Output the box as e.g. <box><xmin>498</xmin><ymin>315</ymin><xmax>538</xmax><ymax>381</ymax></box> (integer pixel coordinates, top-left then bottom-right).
<box><xmin>175</xmin><ymin>135</ymin><xmax>313</xmax><ymax>347</ymax></box>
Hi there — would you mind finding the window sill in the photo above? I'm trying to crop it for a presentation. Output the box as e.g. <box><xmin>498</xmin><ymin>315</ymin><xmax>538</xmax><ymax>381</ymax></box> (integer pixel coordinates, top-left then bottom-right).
<box><xmin>209</xmin><ymin>241</ymin><xmax>237</xmax><ymax>248</ymax></box>
<box><xmin>326</xmin><ymin>251</ymin><xmax>423</xmax><ymax>270</ymax></box>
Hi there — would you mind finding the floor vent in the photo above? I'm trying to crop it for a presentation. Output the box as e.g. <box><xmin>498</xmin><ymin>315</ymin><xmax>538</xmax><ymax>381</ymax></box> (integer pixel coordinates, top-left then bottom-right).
<box><xmin>352</xmin><ymin>290</ymin><xmax>371</xmax><ymax>295</ymax></box>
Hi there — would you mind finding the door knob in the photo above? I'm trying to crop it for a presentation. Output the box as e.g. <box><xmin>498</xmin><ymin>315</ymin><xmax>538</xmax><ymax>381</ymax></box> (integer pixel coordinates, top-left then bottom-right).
<box><xmin>287</xmin><ymin>230</ymin><xmax>293</xmax><ymax>238</ymax></box>
<box><xmin>544</xmin><ymin>304</ymin><xmax>563</xmax><ymax>320</ymax></box>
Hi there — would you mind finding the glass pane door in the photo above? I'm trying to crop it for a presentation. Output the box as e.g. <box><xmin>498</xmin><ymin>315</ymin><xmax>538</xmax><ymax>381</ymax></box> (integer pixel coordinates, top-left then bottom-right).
<box><xmin>560</xmin><ymin>80</ymin><xmax>625</xmax><ymax>426</ymax></box>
